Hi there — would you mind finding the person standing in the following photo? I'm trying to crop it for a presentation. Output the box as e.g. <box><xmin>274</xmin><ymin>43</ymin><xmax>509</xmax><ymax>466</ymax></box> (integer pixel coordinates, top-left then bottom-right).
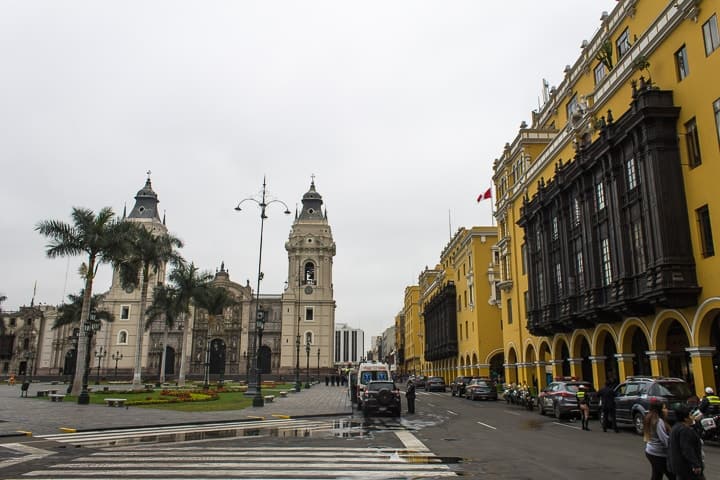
<box><xmin>668</xmin><ymin>406</ymin><xmax>704</xmax><ymax>480</ymax></box>
<box><xmin>406</xmin><ymin>380</ymin><xmax>416</xmax><ymax>414</ymax></box>
<box><xmin>598</xmin><ymin>380</ymin><xmax>619</xmax><ymax>433</ymax></box>
<box><xmin>644</xmin><ymin>401</ymin><xmax>675</xmax><ymax>480</ymax></box>
<box><xmin>576</xmin><ymin>384</ymin><xmax>591</xmax><ymax>431</ymax></box>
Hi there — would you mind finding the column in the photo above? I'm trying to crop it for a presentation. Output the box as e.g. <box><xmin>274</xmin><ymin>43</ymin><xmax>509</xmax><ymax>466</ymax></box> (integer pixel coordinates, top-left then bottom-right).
<box><xmin>550</xmin><ymin>360</ymin><xmax>564</xmax><ymax>380</ymax></box>
<box><xmin>535</xmin><ymin>361</ymin><xmax>548</xmax><ymax>392</ymax></box>
<box><xmin>614</xmin><ymin>353</ymin><xmax>635</xmax><ymax>382</ymax></box>
<box><xmin>645</xmin><ymin>350</ymin><xmax>670</xmax><ymax>377</ymax></box>
<box><xmin>567</xmin><ymin>358</ymin><xmax>583</xmax><ymax>379</ymax></box>
<box><xmin>589</xmin><ymin>356</ymin><xmax>607</xmax><ymax>389</ymax></box>
<box><xmin>503</xmin><ymin>362</ymin><xmax>517</xmax><ymax>384</ymax></box>
<box><xmin>477</xmin><ymin>363</ymin><xmax>490</xmax><ymax>378</ymax></box>
<box><xmin>686</xmin><ymin>346</ymin><xmax>716</xmax><ymax>397</ymax></box>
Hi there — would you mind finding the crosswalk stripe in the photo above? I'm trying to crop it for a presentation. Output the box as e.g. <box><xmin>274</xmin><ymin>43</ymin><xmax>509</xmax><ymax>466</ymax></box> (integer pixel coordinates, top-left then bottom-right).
<box><xmin>36</xmin><ymin>419</ymin><xmax>339</xmax><ymax>446</ymax></box>
<box><xmin>10</xmin><ymin>443</ymin><xmax>457</xmax><ymax>478</ymax></box>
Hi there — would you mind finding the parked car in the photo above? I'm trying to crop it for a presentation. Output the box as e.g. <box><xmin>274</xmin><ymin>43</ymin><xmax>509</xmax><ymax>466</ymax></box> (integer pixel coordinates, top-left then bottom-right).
<box><xmin>612</xmin><ymin>376</ymin><xmax>694</xmax><ymax>435</ymax></box>
<box><xmin>465</xmin><ymin>378</ymin><xmax>498</xmax><ymax>401</ymax></box>
<box><xmin>424</xmin><ymin>376</ymin><xmax>447</xmax><ymax>392</ymax></box>
<box><xmin>407</xmin><ymin>375</ymin><xmax>426</xmax><ymax>389</ymax></box>
<box><xmin>360</xmin><ymin>380</ymin><xmax>402</xmax><ymax>417</ymax></box>
<box><xmin>450</xmin><ymin>376</ymin><xmax>474</xmax><ymax>397</ymax></box>
<box><xmin>537</xmin><ymin>379</ymin><xmax>600</xmax><ymax>420</ymax></box>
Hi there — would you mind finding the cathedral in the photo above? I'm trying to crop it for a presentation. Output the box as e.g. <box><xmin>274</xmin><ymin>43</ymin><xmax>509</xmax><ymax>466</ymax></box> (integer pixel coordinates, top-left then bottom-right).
<box><xmin>2</xmin><ymin>177</ymin><xmax>337</xmax><ymax>382</ymax></box>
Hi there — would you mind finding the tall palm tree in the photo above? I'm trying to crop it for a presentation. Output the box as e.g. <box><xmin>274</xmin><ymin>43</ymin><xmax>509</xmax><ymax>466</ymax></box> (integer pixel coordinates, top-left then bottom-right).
<box><xmin>193</xmin><ymin>285</ymin><xmax>239</xmax><ymax>383</ymax></box>
<box><xmin>145</xmin><ymin>285</ymin><xmax>181</xmax><ymax>383</ymax></box>
<box><xmin>167</xmin><ymin>262</ymin><xmax>212</xmax><ymax>386</ymax></box>
<box><xmin>117</xmin><ymin>224</ymin><xmax>183</xmax><ymax>389</ymax></box>
<box><xmin>54</xmin><ymin>291</ymin><xmax>114</xmax><ymax>330</ymax></box>
<box><xmin>0</xmin><ymin>294</ymin><xmax>6</xmax><ymax>334</ymax></box>
<box><xmin>36</xmin><ymin>207</ymin><xmax>131</xmax><ymax>396</ymax></box>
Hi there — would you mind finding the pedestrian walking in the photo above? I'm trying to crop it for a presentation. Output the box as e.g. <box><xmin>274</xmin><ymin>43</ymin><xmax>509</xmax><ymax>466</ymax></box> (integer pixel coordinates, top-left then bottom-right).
<box><xmin>644</xmin><ymin>401</ymin><xmax>675</xmax><ymax>480</ymax></box>
<box><xmin>598</xmin><ymin>380</ymin><xmax>619</xmax><ymax>432</ymax></box>
<box><xmin>668</xmin><ymin>406</ymin><xmax>704</xmax><ymax>480</ymax></box>
<box><xmin>576</xmin><ymin>384</ymin><xmax>591</xmax><ymax>430</ymax></box>
<box><xmin>406</xmin><ymin>380</ymin><xmax>416</xmax><ymax>414</ymax></box>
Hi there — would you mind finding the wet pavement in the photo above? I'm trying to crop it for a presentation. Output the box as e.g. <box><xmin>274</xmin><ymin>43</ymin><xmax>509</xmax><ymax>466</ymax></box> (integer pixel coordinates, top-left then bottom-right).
<box><xmin>0</xmin><ymin>380</ymin><xmax>352</xmax><ymax>438</ymax></box>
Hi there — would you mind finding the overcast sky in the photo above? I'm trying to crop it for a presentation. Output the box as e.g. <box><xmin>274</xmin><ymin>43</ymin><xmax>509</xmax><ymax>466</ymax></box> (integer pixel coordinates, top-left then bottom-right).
<box><xmin>1</xmin><ymin>1</ymin><xmax>616</xmax><ymax>350</ymax></box>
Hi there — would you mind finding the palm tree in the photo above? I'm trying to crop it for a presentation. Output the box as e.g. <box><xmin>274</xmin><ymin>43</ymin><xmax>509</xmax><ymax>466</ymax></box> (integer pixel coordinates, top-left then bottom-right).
<box><xmin>0</xmin><ymin>294</ymin><xmax>6</xmax><ymax>334</ymax></box>
<box><xmin>145</xmin><ymin>285</ymin><xmax>181</xmax><ymax>384</ymax></box>
<box><xmin>193</xmin><ymin>285</ymin><xmax>239</xmax><ymax>385</ymax></box>
<box><xmin>54</xmin><ymin>291</ymin><xmax>114</xmax><ymax>330</ymax></box>
<box><xmin>167</xmin><ymin>262</ymin><xmax>212</xmax><ymax>386</ymax></box>
<box><xmin>117</xmin><ymin>224</ymin><xmax>183</xmax><ymax>389</ymax></box>
<box><xmin>36</xmin><ymin>207</ymin><xmax>131</xmax><ymax>396</ymax></box>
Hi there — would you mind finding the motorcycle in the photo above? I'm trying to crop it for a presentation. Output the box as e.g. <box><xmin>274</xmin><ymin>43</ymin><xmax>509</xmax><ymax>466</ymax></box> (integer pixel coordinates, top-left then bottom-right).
<box><xmin>691</xmin><ymin>408</ymin><xmax>720</xmax><ymax>442</ymax></box>
<box><xmin>518</xmin><ymin>387</ymin><xmax>534</xmax><ymax>411</ymax></box>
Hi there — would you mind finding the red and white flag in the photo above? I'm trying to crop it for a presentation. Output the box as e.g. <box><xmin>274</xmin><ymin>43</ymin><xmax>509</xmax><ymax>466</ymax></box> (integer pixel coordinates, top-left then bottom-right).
<box><xmin>476</xmin><ymin>187</ymin><xmax>492</xmax><ymax>202</ymax></box>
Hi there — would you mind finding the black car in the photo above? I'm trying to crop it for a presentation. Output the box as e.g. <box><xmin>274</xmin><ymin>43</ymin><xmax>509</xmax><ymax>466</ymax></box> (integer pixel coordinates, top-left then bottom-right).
<box><xmin>360</xmin><ymin>380</ymin><xmax>402</xmax><ymax>416</ymax></box>
<box><xmin>612</xmin><ymin>376</ymin><xmax>693</xmax><ymax>435</ymax></box>
<box><xmin>450</xmin><ymin>376</ymin><xmax>474</xmax><ymax>397</ymax></box>
<box><xmin>537</xmin><ymin>379</ymin><xmax>600</xmax><ymax>419</ymax></box>
<box><xmin>465</xmin><ymin>378</ymin><xmax>498</xmax><ymax>401</ymax></box>
<box><xmin>424</xmin><ymin>376</ymin><xmax>446</xmax><ymax>392</ymax></box>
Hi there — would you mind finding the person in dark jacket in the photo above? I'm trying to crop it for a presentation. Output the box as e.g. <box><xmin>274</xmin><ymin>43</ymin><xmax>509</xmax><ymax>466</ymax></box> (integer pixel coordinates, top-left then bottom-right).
<box><xmin>668</xmin><ymin>406</ymin><xmax>704</xmax><ymax>479</ymax></box>
<box><xmin>406</xmin><ymin>380</ymin><xmax>416</xmax><ymax>414</ymax></box>
<box><xmin>598</xmin><ymin>380</ymin><xmax>619</xmax><ymax>433</ymax></box>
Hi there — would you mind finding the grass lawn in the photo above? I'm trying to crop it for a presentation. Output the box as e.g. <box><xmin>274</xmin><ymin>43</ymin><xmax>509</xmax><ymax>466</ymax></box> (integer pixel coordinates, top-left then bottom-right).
<box><xmin>58</xmin><ymin>383</ymin><xmax>295</xmax><ymax>412</ymax></box>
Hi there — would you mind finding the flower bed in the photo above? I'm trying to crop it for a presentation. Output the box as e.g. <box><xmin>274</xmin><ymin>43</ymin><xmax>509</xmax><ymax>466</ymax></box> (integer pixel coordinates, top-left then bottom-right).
<box><xmin>125</xmin><ymin>389</ymin><xmax>219</xmax><ymax>406</ymax></box>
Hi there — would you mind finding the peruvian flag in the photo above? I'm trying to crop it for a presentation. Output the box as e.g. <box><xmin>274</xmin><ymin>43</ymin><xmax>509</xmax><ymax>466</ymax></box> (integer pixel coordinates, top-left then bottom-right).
<box><xmin>476</xmin><ymin>187</ymin><xmax>492</xmax><ymax>202</ymax></box>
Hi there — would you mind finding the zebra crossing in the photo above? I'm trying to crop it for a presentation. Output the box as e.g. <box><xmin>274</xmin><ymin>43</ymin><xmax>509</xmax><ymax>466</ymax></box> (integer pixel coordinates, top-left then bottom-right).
<box><xmin>11</xmin><ymin>419</ymin><xmax>459</xmax><ymax>478</ymax></box>
<box><xmin>12</xmin><ymin>445</ymin><xmax>458</xmax><ymax>478</ymax></box>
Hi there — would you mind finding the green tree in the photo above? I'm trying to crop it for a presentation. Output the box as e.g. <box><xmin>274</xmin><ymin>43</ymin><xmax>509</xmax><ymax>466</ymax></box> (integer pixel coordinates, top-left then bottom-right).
<box><xmin>167</xmin><ymin>262</ymin><xmax>212</xmax><ymax>386</ymax></box>
<box><xmin>36</xmin><ymin>207</ymin><xmax>130</xmax><ymax>396</ymax></box>
<box><xmin>0</xmin><ymin>294</ymin><xmax>6</xmax><ymax>334</ymax></box>
<box><xmin>145</xmin><ymin>284</ymin><xmax>181</xmax><ymax>384</ymax></box>
<box><xmin>54</xmin><ymin>291</ymin><xmax>114</xmax><ymax>330</ymax></box>
<box><xmin>117</xmin><ymin>224</ymin><xmax>183</xmax><ymax>389</ymax></box>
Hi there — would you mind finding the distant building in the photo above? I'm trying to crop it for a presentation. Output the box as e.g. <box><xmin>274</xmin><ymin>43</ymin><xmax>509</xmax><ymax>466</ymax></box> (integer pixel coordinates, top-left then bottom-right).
<box><xmin>334</xmin><ymin>323</ymin><xmax>364</xmax><ymax>367</ymax></box>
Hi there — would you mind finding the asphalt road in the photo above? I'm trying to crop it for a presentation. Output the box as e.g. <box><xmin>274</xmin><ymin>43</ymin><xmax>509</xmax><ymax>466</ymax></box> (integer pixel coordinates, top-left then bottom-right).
<box><xmin>412</xmin><ymin>389</ymin><xmax>720</xmax><ymax>478</ymax></box>
<box><xmin>3</xmin><ymin>390</ymin><xmax>718</xmax><ymax>478</ymax></box>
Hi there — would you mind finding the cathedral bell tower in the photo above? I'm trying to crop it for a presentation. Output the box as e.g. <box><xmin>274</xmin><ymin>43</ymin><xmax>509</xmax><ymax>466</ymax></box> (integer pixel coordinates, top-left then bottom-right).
<box><xmin>280</xmin><ymin>179</ymin><xmax>336</xmax><ymax>375</ymax></box>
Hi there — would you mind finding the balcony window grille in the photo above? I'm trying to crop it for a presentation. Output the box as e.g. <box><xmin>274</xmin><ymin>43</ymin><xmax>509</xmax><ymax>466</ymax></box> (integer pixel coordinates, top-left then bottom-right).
<box><xmin>601</xmin><ymin>238</ymin><xmax>613</xmax><ymax>286</ymax></box>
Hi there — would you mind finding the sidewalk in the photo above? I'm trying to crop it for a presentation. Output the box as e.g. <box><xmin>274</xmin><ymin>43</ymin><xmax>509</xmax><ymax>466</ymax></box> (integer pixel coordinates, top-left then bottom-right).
<box><xmin>0</xmin><ymin>381</ymin><xmax>352</xmax><ymax>437</ymax></box>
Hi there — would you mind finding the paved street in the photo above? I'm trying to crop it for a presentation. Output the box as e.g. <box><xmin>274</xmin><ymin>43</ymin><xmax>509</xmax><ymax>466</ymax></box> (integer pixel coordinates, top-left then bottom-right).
<box><xmin>2</xmin><ymin>383</ymin><xmax>720</xmax><ymax>478</ymax></box>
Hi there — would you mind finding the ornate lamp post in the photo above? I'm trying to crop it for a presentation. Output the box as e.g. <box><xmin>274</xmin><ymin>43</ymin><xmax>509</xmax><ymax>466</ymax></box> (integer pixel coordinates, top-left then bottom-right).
<box><xmin>111</xmin><ymin>351</ymin><xmax>123</xmax><ymax>380</ymax></box>
<box><xmin>235</xmin><ymin>177</ymin><xmax>291</xmax><ymax>399</ymax></box>
<box><xmin>253</xmin><ymin>309</ymin><xmax>266</xmax><ymax>407</ymax></box>
<box><xmin>317</xmin><ymin>348</ymin><xmax>320</xmax><ymax>383</ymax></box>
<box><xmin>78</xmin><ymin>309</ymin><xmax>100</xmax><ymax>405</ymax></box>
<box><xmin>94</xmin><ymin>346</ymin><xmax>107</xmax><ymax>385</ymax></box>
<box><xmin>304</xmin><ymin>337</ymin><xmax>311</xmax><ymax>389</ymax></box>
<box><xmin>23</xmin><ymin>350</ymin><xmax>35</xmax><ymax>384</ymax></box>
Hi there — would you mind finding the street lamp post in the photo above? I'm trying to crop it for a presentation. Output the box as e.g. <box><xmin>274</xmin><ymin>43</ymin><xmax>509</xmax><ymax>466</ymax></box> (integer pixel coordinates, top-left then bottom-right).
<box><xmin>78</xmin><ymin>309</ymin><xmax>100</xmax><ymax>405</ymax></box>
<box><xmin>235</xmin><ymin>177</ymin><xmax>291</xmax><ymax>402</ymax></box>
<box><xmin>23</xmin><ymin>350</ymin><xmax>35</xmax><ymax>384</ymax></box>
<box><xmin>111</xmin><ymin>351</ymin><xmax>123</xmax><ymax>380</ymax></box>
<box><xmin>304</xmin><ymin>337</ymin><xmax>311</xmax><ymax>389</ymax></box>
<box><xmin>317</xmin><ymin>348</ymin><xmax>320</xmax><ymax>383</ymax></box>
<box><xmin>203</xmin><ymin>337</ymin><xmax>211</xmax><ymax>390</ymax></box>
<box><xmin>253</xmin><ymin>310</ymin><xmax>266</xmax><ymax>407</ymax></box>
<box><xmin>94</xmin><ymin>346</ymin><xmax>106</xmax><ymax>385</ymax></box>
<box><xmin>295</xmin><ymin>259</ymin><xmax>302</xmax><ymax>393</ymax></box>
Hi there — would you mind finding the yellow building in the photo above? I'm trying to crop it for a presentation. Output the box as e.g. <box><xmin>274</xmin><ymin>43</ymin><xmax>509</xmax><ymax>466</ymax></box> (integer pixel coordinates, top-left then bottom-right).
<box><xmin>493</xmin><ymin>0</ymin><xmax>720</xmax><ymax>395</ymax></box>
<box><xmin>398</xmin><ymin>227</ymin><xmax>503</xmax><ymax>384</ymax></box>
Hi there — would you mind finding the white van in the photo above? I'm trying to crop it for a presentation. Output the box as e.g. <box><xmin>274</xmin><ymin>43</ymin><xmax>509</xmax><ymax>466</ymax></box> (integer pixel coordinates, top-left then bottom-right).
<box><xmin>354</xmin><ymin>362</ymin><xmax>391</xmax><ymax>408</ymax></box>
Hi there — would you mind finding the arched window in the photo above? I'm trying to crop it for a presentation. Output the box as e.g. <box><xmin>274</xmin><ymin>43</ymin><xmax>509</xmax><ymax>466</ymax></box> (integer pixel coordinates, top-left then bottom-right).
<box><xmin>304</xmin><ymin>262</ymin><xmax>315</xmax><ymax>285</ymax></box>
<box><xmin>117</xmin><ymin>330</ymin><xmax>128</xmax><ymax>345</ymax></box>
